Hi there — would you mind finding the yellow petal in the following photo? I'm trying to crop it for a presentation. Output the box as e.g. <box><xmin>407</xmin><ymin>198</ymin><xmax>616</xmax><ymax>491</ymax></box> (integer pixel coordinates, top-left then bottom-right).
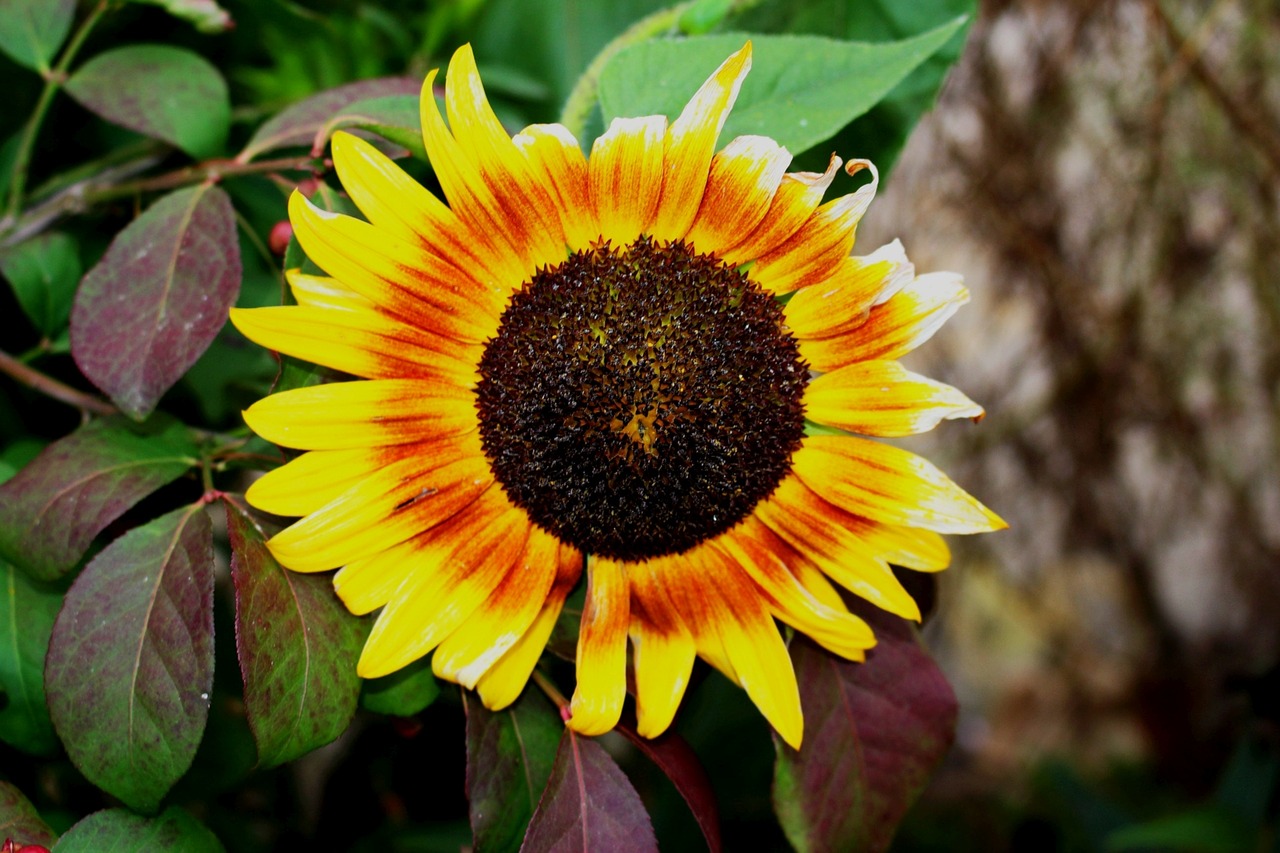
<box><xmin>567</xmin><ymin>556</ymin><xmax>630</xmax><ymax>737</ymax></box>
<box><xmin>289</xmin><ymin>191</ymin><xmax>503</xmax><ymax>340</ymax></box>
<box><xmin>268</xmin><ymin>449</ymin><xmax>492</xmax><ymax>572</ymax></box>
<box><xmin>628</xmin><ymin>558</ymin><xmax>697</xmax><ymax>738</ymax></box>
<box><xmin>286</xmin><ymin>270</ymin><xmax>373</xmax><ymax>311</ymax></box>
<box><xmin>720</xmin><ymin>154</ymin><xmax>841</xmax><ymax>265</ymax></box>
<box><xmin>651</xmin><ymin>42</ymin><xmax>752</xmax><ymax>241</ymax></box>
<box><xmin>783</xmin><ymin>240</ymin><xmax>911</xmax><ymax>339</ymax></box>
<box><xmin>589</xmin><ymin>115</ymin><xmax>666</xmax><ymax>246</ymax></box>
<box><xmin>357</xmin><ymin>489</ymin><xmax>530</xmax><ymax>678</ymax></box>
<box><xmin>247</xmin><ymin>447</ymin><xmax>382</xmax><ymax>517</ymax></box>
<box><xmin>431</xmin><ymin>525</ymin><xmax>559</xmax><ymax>688</ymax></box>
<box><xmin>750</xmin><ymin>160</ymin><xmax>879</xmax><ymax>295</ymax></box>
<box><xmin>242</xmin><ymin>379</ymin><xmax>476</xmax><ymax>450</ymax></box>
<box><xmin>799</xmin><ymin>271</ymin><xmax>969</xmax><ymax>372</ymax></box>
<box><xmin>514</xmin><ymin>123</ymin><xmax>598</xmax><ymax>252</ymax></box>
<box><xmin>686</xmin><ymin>135</ymin><xmax>791</xmax><ymax>254</ymax></box>
<box><xmin>475</xmin><ymin>544</ymin><xmax>584</xmax><ymax>710</ymax></box>
<box><xmin>791</xmin><ymin>436</ymin><xmax>1007</xmax><ymax>534</ymax></box>
<box><xmin>805</xmin><ymin>360</ymin><xmax>984</xmax><ymax>437</ymax></box>
<box><xmin>230</xmin><ymin>305</ymin><xmax>481</xmax><ymax>384</ymax></box>
<box><xmin>754</xmin><ymin>476</ymin><xmax>922</xmax><ymax>621</ymax></box>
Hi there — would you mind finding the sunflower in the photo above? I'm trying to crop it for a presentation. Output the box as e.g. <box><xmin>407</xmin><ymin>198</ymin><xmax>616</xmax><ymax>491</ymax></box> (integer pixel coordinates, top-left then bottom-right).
<box><xmin>230</xmin><ymin>42</ymin><xmax>1004</xmax><ymax>749</ymax></box>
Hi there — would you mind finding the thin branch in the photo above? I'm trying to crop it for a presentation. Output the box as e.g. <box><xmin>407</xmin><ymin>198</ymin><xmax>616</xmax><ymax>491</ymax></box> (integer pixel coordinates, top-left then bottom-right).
<box><xmin>0</xmin><ymin>348</ymin><xmax>117</xmax><ymax>416</ymax></box>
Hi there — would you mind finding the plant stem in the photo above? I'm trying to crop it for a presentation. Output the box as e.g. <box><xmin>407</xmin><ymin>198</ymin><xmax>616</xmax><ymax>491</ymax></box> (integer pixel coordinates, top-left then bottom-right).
<box><xmin>531</xmin><ymin>669</ymin><xmax>570</xmax><ymax>715</ymax></box>
<box><xmin>2</xmin><ymin>0</ymin><xmax>112</xmax><ymax>226</ymax></box>
<box><xmin>0</xmin><ymin>348</ymin><xmax>116</xmax><ymax>416</ymax></box>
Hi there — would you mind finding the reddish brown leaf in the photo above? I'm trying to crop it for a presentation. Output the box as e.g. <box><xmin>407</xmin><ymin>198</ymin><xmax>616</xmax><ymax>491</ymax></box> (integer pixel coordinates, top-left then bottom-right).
<box><xmin>464</xmin><ymin>689</ymin><xmax>561</xmax><ymax>852</ymax></box>
<box><xmin>772</xmin><ymin>603</ymin><xmax>958</xmax><ymax>853</ymax></box>
<box><xmin>45</xmin><ymin>504</ymin><xmax>215</xmax><ymax>813</ymax></box>
<box><xmin>617</xmin><ymin>717</ymin><xmax>722</xmax><ymax>852</ymax></box>
<box><xmin>240</xmin><ymin>77</ymin><xmax>421</xmax><ymax>161</ymax></box>
<box><xmin>227</xmin><ymin>500</ymin><xmax>366</xmax><ymax>768</ymax></box>
<box><xmin>71</xmin><ymin>184</ymin><xmax>241</xmax><ymax>420</ymax></box>
<box><xmin>0</xmin><ymin>781</ymin><xmax>57</xmax><ymax>848</ymax></box>
<box><xmin>520</xmin><ymin>729</ymin><xmax>657</xmax><ymax>853</ymax></box>
<box><xmin>0</xmin><ymin>415</ymin><xmax>197</xmax><ymax>581</ymax></box>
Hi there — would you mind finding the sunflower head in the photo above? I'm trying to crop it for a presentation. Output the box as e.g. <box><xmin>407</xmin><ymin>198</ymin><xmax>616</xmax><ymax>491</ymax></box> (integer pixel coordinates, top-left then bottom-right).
<box><xmin>231</xmin><ymin>42</ymin><xmax>1003</xmax><ymax>750</ymax></box>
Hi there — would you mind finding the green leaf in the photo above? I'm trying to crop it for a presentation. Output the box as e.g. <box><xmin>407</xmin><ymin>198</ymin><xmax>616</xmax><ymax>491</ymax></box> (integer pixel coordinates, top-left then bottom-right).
<box><xmin>739</xmin><ymin>0</ymin><xmax>976</xmax><ymax>173</ymax></box>
<box><xmin>0</xmin><ymin>780</ymin><xmax>58</xmax><ymax>848</ymax></box>
<box><xmin>227</xmin><ymin>501</ymin><xmax>366</xmax><ymax>768</ymax></box>
<box><xmin>241</xmin><ymin>77</ymin><xmax>421</xmax><ymax>162</ymax></box>
<box><xmin>320</xmin><ymin>94</ymin><xmax>427</xmax><ymax>161</ymax></box>
<box><xmin>464</xmin><ymin>688</ymin><xmax>561</xmax><ymax>852</ymax></box>
<box><xmin>0</xmin><ymin>231</ymin><xmax>81</xmax><ymax>338</ymax></box>
<box><xmin>472</xmin><ymin>0</ymin><xmax>672</xmax><ymax>114</ymax></box>
<box><xmin>53</xmin><ymin>807</ymin><xmax>224</xmax><ymax>852</ymax></box>
<box><xmin>0</xmin><ymin>0</ymin><xmax>75</xmax><ymax>73</ymax></box>
<box><xmin>64</xmin><ymin>45</ymin><xmax>230</xmax><ymax>159</ymax></box>
<box><xmin>598</xmin><ymin>23</ymin><xmax>966</xmax><ymax>160</ymax></box>
<box><xmin>45</xmin><ymin>504</ymin><xmax>215</xmax><ymax>813</ymax></box>
<box><xmin>772</xmin><ymin>603</ymin><xmax>958</xmax><ymax>853</ymax></box>
<box><xmin>362</xmin><ymin>657</ymin><xmax>440</xmax><ymax>717</ymax></box>
<box><xmin>125</xmin><ymin>0</ymin><xmax>233</xmax><ymax>34</ymax></box>
<box><xmin>0</xmin><ymin>559</ymin><xmax>60</xmax><ymax>755</ymax></box>
<box><xmin>0</xmin><ymin>414</ymin><xmax>198</xmax><ymax>581</ymax></box>
<box><xmin>1106</xmin><ymin>804</ymin><xmax>1258</xmax><ymax>853</ymax></box>
<box><xmin>70</xmin><ymin>184</ymin><xmax>241</xmax><ymax>420</ymax></box>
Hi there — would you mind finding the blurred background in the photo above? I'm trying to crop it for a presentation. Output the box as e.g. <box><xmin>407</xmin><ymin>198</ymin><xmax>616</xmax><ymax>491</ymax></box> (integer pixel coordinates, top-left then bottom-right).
<box><xmin>2</xmin><ymin>0</ymin><xmax>1277</xmax><ymax>849</ymax></box>
<box><xmin>877</xmin><ymin>0</ymin><xmax>1280</xmax><ymax>848</ymax></box>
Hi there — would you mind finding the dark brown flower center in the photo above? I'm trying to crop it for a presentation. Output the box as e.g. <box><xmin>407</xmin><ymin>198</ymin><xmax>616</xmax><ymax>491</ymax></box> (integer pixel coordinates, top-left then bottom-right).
<box><xmin>474</xmin><ymin>238</ymin><xmax>807</xmax><ymax>561</ymax></box>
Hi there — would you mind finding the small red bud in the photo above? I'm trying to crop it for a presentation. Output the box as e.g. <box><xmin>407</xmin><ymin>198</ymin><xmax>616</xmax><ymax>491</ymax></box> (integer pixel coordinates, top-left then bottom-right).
<box><xmin>390</xmin><ymin>716</ymin><xmax>423</xmax><ymax>739</ymax></box>
<box><xmin>18</xmin><ymin>845</ymin><xmax>52</xmax><ymax>853</ymax></box>
<box><xmin>268</xmin><ymin>221</ymin><xmax>293</xmax><ymax>256</ymax></box>
<box><xmin>295</xmin><ymin>177</ymin><xmax>321</xmax><ymax>198</ymax></box>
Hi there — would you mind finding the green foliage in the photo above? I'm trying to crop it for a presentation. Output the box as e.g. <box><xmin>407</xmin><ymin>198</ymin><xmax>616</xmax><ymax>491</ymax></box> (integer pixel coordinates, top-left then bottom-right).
<box><xmin>0</xmin><ymin>0</ymin><xmax>979</xmax><ymax>849</ymax></box>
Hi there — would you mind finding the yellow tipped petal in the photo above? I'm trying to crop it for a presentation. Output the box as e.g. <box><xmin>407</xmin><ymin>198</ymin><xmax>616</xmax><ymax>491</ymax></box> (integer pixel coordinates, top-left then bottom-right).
<box><xmin>805</xmin><ymin>360</ymin><xmax>984</xmax><ymax>437</ymax></box>
<box><xmin>589</xmin><ymin>115</ymin><xmax>666</xmax><ymax>246</ymax></box>
<box><xmin>567</xmin><ymin>557</ymin><xmax>630</xmax><ymax>737</ymax></box>
<box><xmin>721</xmin><ymin>154</ymin><xmax>842</xmax><ymax>265</ymax></box>
<box><xmin>686</xmin><ymin>135</ymin><xmax>791</xmax><ymax>253</ymax></box>
<box><xmin>651</xmin><ymin>42</ymin><xmax>752</xmax><ymax>241</ymax></box>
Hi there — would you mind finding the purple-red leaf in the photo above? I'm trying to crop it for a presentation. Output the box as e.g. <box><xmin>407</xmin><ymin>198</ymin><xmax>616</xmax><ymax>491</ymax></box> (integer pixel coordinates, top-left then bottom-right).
<box><xmin>64</xmin><ymin>45</ymin><xmax>230</xmax><ymax>158</ymax></box>
<box><xmin>0</xmin><ymin>415</ymin><xmax>198</xmax><ymax>581</ymax></box>
<box><xmin>0</xmin><ymin>780</ymin><xmax>57</xmax><ymax>848</ymax></box>
<box><xmin>617</xmin><ymin>718</ymin><xmax>722</xmax><ymax>852</ymax></box>
<box><xmin>240</xmin><ymin>77</ymin><xmax>422</xmax><ymax>161</ymax></box>
<box><xmin>772</xmin><ymin>605</ymin><xmax>959</xmax><ymax>853</ymax></box>
<box><xmin>520</xmin><ymin>729</ymin><xmax>658</xmax><ymax>853</ymax></box>
<box><xmin>464</xmin><ymin>689</ymin><xmax>561</xmax><ymax>852</ymax></box>
<box><xmin>45</xmin><ymin>504</ymin><xmax>215</xmax><ymax>813</ymax></box>
<box><xmin>71</xmin><ymin>184</ymin><xmax>241</xmax><ymax>420</ymax></box>
<box><xmin>52</xmin><ymin>807</ymin><xmax>223</xmax><ymax>852</ymax></box>
<box><xmin>227</xmin><ymin>500</ymin><xmax>366</xmax><ymax>768</ymax></box>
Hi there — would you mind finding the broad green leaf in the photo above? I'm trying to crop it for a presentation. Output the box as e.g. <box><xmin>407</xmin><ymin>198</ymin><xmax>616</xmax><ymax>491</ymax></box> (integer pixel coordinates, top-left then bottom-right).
<box><xmin>464</xmin><ymin>689</ymin><xmax>561</xmax><ymax>852</ymax></box>
<box><xmin>0</xmin><ymin>0</ymin><xmax>75</xmax><ymax>73</ymax></box>
<box><xmin>0</xmin><ymin>559</ymin><xmax>60</xmax><ymax>755</ymax></box>
<box><xmin>45</xmin><ymin>504</ymin><xmax>215</xmax><ymax>813</ymax></box>
<box><xmin>772</xmin><ymin>603</ymin><xmax>958</xmax><ymax>853</ymax></box>
<box><xmin>520</xmin><ymin>728</ymin><xmax>658</xmax><ymax>852</ymax></box>
<box><xmin>0</xmin><ymin>414</ymin><xmax>198</xmax><ymax>581</ymax></box>
<box><xmin>53</xmin><ymin>807</ymin><xmax>223</xmax><ymax>852</ymax></box>
<box><xmin>125</xmin><ymin>0</ymin><xmax>233</xmax><ymax>33</ymax></box>
<box><xmin>738</xmin><ymin>0</ymin><xmax>976</xmax><ymax>173</ymax></box>
<box><xmin>71</xmin><ymin>184</ymin><xmax>241</xmax><ymax>420</ymax></box>
<box><xmin>1106</xmin><ymin>804</ymin><xmax>1258</xmax><ymax>853</ymax></box>
<box><xmin>64</xmin><ymin>45</ymin><xmax>230</xmax><ymax>159</ymax></box>
<box><xmin>0</xmin><ymin>780</ymin><xmax>57</xmax><ymax>848</ymax></box>
<box><xmin>362</xmin><ymin>657</ymin><xmax>440</xmax><ymax>717</ymax></box>
<box><xmin>472</xmin><ymin>0</ymin><xmax>672</xmax><ymax>115</ymax></box>
<box><xmin>241</xmin><ymin>77</ymin><xmax>421</xmax><ymax>162</ymax></box>
<box><xmin>598</xmin><ymin>23</ymin><xmax>965</xmax><ymax>160</ymax></box>
<box><xmin>320</xmin><ymin>94</ymin><xmax>427</xmax><ymax>161</ymax></box>
<box><xmin>0</xmin><ymin>231</ymin><xmax>81</xmax><ymax>338</ymax></box>
<box><xmin>227</xmin><ymin>501</ymin><xmax>365</xmax><ymax>768</ymax></box>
